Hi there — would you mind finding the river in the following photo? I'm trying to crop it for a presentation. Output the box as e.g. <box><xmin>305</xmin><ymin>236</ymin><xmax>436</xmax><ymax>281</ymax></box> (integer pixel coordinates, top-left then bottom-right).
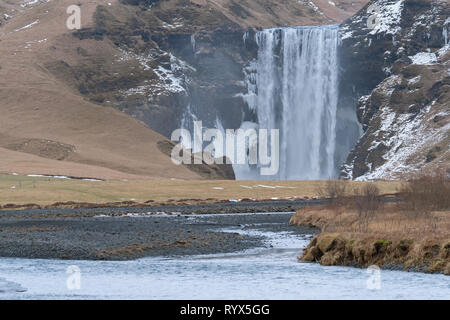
<box><xmin>0</xmin><ymin>212</ymin><xmax>448</xmax><ymax>299</ymax></box>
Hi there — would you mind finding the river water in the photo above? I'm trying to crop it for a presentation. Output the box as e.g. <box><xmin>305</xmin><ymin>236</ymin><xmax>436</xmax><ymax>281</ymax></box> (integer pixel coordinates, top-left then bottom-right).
<box><xmin>0</xmin><ymin>212</ymin><xmax>449</xmax><ymax>299</ymax></box>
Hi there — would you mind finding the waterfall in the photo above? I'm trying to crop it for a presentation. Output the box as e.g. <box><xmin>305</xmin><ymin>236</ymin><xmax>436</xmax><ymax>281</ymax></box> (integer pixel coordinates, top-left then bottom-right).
<box><xmin>235</xmin><ymin>25</ymin><xmax>340</xmax><ymax>180</ymax></box>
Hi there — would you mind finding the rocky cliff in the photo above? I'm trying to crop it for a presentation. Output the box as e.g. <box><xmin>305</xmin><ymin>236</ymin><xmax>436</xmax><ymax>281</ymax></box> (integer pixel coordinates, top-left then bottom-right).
<box><xmin>71</xmin><ymin>0</ymin><xmax>448</xmax><ymax>180</ymax></box>
<box><xmin>43</xmin><ymin>0</ymin><xmax>368</xmax><ymax>137</ymax></box>
<box><xmin>3</xmin><ymin>0</ymin><xmax>446</xmax><ymax>181</ymax></box>
<box><xmin>339</xmin><ymin>0</ymin><xmax>449</xmax><ymax>180</ymax></box>
<box><xmin>0</xmin><ymin>0</ymin><xmax>368</xmax><ymax>180</ymax></box>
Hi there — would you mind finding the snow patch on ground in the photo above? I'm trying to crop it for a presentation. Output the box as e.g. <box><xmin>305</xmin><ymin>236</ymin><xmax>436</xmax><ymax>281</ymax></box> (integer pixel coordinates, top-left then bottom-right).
<box><xmin>24</xmin><ymin>38</ymin><xmax>47</xmax><ymax>49</ymax></box>
<box><xmin>27</xmin><ymin>174</ymin><xmax>102</xmax><ymax>181</ymax></box>
<box><xmin>28</xmin><ymin>174</ymin><xmax>70</xmax><ymax>179</ymax></box>
<box><xmin>239</xmin><ymin>185</ymin><xmax>296</xmax><ymax>189</ymax></box>
<box><xmin>161</xmin><ymin>18</ymin><xmax>184</xmax><ymax>29</ymax></box>
<box><xmin>408</xmin><ymin>75</ymin><xmax>421</xmax><ymax>85</ymax></box>
<box><xmin>14</xmin><ymin>19</ymin><xmax>39</xmax><ymax>32</ymax></box>
<box><xmin>409</xmin><ymin>52</ymin><xmax>437</xmax><ymax>65</ymax></box>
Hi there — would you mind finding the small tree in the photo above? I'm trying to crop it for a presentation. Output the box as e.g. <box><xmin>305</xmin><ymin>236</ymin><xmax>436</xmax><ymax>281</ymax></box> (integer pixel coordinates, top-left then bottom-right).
<box><xmin>399</xmin><ymin>170</ymin><xmax>450</xmax><ymax>212</ymax></box>
<box><xmin>316</xmin><ymin>180</ymin><xmax>349</xmax><ymax>206</ymax></box>
<box><xmin>353</xmin><ymin>184</ymin><xmax>381</xmax><ymax>232</ymax></box>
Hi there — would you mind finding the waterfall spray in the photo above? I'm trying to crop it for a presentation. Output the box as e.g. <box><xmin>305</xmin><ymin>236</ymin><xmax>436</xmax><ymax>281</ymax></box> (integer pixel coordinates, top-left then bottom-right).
<box><xmin>234</xmin><ymin>25</ymin><xmax>340</xmax><ymax>180</ymax></box>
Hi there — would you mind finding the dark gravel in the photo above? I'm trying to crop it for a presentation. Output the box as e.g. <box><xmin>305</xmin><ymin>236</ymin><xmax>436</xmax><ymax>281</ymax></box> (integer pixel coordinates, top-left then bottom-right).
<box><xmin>0</xmin><ymin>199</ymin><xmax>324</xmax><ymax>219</ymax></box>
<box><xmin>0</xmin><ymin>204</ymin><xmax>318</xmax><ymax>261</ymax></box>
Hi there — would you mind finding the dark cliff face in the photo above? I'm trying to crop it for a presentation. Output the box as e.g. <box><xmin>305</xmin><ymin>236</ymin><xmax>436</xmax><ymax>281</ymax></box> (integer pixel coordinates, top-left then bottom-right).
<box><xmin>37</xmin><ymin>0</ymin><xmax>346</xmax><ymax>181</ymax></box>
<box><xmin>338</xmin><ymin>0</ymin><xmax>449</xmax><ymax>180</ymax></box>
<box><xmin>47</xmin><ymin>0</ymin><xmax>335</xmax><ymax>139</ymax></box>
<box><xmin>52</xmin><ymin>2</ymin><xmax>259</xmax><ymax>138</ymax></box>
<box><xmin>42</xmin><ymin>0</ymin><xmax>448</xmax><ymax>180</ymax></box>
<box><xmin>165</xmin><ymin>29</ymin><xmax>259</xmax><ymax>132</ymax></box>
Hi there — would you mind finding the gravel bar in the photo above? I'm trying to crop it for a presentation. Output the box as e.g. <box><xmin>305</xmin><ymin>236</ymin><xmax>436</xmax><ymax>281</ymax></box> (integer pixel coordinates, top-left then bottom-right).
<box><xmin>0</xmin><ymin>201</ymin><xmax>320</xmax><ymax>261</ymax></box>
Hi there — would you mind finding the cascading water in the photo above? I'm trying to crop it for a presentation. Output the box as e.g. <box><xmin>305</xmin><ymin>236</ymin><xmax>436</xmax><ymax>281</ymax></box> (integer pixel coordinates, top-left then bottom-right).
<box><xmin>235</xmin><ymin>25</ymin><xmax>340</xmax><ymax>180</ymax></box>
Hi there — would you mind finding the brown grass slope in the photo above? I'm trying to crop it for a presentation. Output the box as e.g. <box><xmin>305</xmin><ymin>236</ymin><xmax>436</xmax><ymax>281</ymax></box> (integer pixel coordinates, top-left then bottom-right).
<box><xmin>0</xmin><ymin>0</ymin><xmax>211</xmax><ymax>180</ymax></box>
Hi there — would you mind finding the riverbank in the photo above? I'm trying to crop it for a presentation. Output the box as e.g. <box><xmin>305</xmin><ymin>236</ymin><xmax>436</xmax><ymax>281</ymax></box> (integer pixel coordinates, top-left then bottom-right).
<box><xmin>290</xmin><ymin>204</ymin><xmax>450</xmax><ymax>275</ymax></box>
<box><xmin>3</xmin><ymin>216</ymin><xmax>449</xmax><ymax>299</ymax></box>
<box><xmin>0</xmin><ymin>209</ymin><xmax>317</xmax><ymax>260</ymax></box>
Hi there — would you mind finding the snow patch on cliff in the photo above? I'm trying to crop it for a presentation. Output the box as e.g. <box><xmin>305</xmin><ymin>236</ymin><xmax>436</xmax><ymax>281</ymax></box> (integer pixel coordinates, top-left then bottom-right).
<box><xmin>409</xmin><ymin>52</ymin><xmax>437</xmax><ymax>65</ymax></box>
<box><xmin>356</xmin><ymin>103</ymin><xmax>449</xmax><ymax>181</ymax></box>
<box><xmin>377</xmin><ymin>74</ymin><xmax>402</xmax><ymax>96</ymax></box>
<box><xmin>369</xmin><ymin>0</ymin><xmax>404</xmax><ymax>35</ymax></box>
<box><xmin>117</xmin><ymin>49</ymin><xmax>189</xmax><ymax>96</ymax></box>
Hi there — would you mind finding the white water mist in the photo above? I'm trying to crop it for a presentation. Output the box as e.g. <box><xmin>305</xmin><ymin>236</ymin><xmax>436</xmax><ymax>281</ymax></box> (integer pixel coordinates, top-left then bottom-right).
<box><xmin>235</xmin><ymin>25</ymin><xmax>340</xmax><ymax>180</ymax></box>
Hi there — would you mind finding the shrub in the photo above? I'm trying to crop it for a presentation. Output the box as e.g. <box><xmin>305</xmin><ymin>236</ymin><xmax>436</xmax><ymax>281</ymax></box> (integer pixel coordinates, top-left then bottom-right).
<box><xmin>316</xmin><ymin>180</ymin><xmax>349</xmax><ymax>206</ymax></box>
<box><xmin>353</xmin><ymin>183</ymin><xmax>382</xmax><ymax>232</ymax></box>
<box><xmin>399</xmin><ymin>170</ymin><xmax>450</xmax><ymax>212</ymax></box>
<box><xmin>353</xmin><ymin>183</ymin><xmax>382</xmax><ymax>211</ymax></box>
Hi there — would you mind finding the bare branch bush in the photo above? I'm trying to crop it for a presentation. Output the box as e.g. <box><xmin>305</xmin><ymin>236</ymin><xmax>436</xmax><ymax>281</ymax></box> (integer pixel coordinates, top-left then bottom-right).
<box><xmin>353</xmin><ymin>183</ymin><xmax>382</xmax><ymax>232</ymax></box>
<box><xmin>398</xmin><ymin>170</ymin><xmax>450</xmax><ymax>217</ymax></box>
<box><xmin>316</xmin><ymin>180</ymin><xmax>349</xmax><ymax>206</ymax></box>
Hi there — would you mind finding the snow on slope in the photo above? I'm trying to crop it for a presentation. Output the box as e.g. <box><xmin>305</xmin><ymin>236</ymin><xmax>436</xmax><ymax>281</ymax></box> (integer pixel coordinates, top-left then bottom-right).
<box><xmin>340</xmin><ymin>0</ymin><xmax>449</xmax><ymax>180</ymax></box>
